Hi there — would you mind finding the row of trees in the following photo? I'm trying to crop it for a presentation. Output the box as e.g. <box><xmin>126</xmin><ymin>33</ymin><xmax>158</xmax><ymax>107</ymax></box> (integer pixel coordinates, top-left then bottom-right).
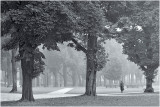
<box><xmin>1</xmin><ymin>45</ymin><xmax>19</xmax><ymax>92</ymax></box>
<box><xmin>99</xmin><ymin>39</ymin><xmax>145</xmax><ymax>87</ymax></box>
<box><xmin>1</xmin><ymin>1</ymin><xmax>159</xmax><ymax>101</ymax></box>
<box><xmin>42</xmin><ymin>43</ymin><xmax>86</xmax><ymax>87</ymax></box>
<box><xmin>3</xmin><ymin>40</ymin><xmax>152</xmax><ymax>88</ymax></box>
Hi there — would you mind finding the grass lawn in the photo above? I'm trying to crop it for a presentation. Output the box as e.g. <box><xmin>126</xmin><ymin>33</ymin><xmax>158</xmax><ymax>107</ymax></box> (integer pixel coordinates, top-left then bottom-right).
<box><xmin>1</xmin><ymin>94</ymin><xmax>159</xmax><ymax>106</ymax></box>
<box><xmin>1</xmin><ymin>87</ymin><xmax>63</xmax><ymax>94</ymax></box>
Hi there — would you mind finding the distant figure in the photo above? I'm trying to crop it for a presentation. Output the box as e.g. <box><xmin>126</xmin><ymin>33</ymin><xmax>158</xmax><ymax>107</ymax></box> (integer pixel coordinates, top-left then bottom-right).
<box><xmin>119</xmin><ymin>81</ymin><xmax>124</xmax><ymax>93</ymax></box>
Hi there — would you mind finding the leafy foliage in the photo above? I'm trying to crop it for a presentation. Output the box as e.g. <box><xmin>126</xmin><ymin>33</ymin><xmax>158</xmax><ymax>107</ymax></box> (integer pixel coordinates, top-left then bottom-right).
<box><xmin>103</xmin><ymin>57</ymin><xmax>122</xmax><ymax>80</ymax></box>
<box><xmin>32</xmin><ymin>48</ymin><xmax>45</xmax><ymax>78</ymax></box>
<box><xmin>1</xmin><ymin>1</ymin><xmax>109</xmax><ymax>77</ymax></box>
<box><xmin>1</xmin><ymin>1</ymin><xmax>73</xmax><ymax>78</ymax></box>
<box><xmin>116</xmin><ymin>1</ymin><xmax>159</xmax><ymax>70</ymax></box>
<box><xmin>96</xmin><ymin>43</ymin><xmax>109</xmax><ymax>71</ymax></box>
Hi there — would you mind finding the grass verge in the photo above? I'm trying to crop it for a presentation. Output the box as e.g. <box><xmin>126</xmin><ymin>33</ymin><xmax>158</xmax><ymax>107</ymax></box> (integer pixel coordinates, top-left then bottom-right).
<box><xmin>1</xmin><ymin>94</ymin><xmax>159</xmax><ymax>106</ymax></box>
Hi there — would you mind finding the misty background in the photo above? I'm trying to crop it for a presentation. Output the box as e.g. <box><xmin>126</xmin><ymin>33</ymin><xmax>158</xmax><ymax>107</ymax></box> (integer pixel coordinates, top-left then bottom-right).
<box><xmin>2</xmin><ymin>39</ymin><xmax>158</xmax><ymax>88</ymax></box>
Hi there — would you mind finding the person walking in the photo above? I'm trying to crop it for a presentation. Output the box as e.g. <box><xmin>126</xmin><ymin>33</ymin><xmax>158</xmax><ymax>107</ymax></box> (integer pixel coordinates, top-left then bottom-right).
<box><xmin>119</xmin><ymin>81</ymin><xmax>124</xmax><ymax>93</ymax></box>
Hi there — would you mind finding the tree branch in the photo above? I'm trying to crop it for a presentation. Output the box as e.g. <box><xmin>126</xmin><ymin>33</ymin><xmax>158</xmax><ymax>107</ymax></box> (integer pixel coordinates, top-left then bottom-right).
<box><xmin>71</xmin><ymin>38</ymin><xmax>87</xmax><ymax>54</ymax></box>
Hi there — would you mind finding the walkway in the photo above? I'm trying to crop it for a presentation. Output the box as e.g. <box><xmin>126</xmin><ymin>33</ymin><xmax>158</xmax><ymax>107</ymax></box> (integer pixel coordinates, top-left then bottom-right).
<box><xmin>98</xmin><ymin>91</ymin><xmax>159</xmax><ymax>96</ymax></box>
<box><xmin>1</xmin><ymin>87</ymin><xmax>159</xmax><ymax>102</ymax></box>
<box><xmin>1</xmin><ymin>88</ymin><xmax>80</xmax><ymax>102</ymax></box>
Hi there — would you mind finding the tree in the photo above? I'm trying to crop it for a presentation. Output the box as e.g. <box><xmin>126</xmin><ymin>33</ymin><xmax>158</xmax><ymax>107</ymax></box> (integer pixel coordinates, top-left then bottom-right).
<box><xmin>10</xmin><ymin>48</ymin><xmax>18</xmax><ymax>93</ymax></box>
<box><xmin>1</xmin><ymin>37</ymin><xmax>13</xmax><ymax>87</ymax></box>
<box><xmin>2</xmin><ymin>35</ymin><xmax>18</xmax><ymax>92</ymax></box>
<box><xmin>62</xmin><ymin>1</ymin><xmax>107</xmax><ymax>96</ymax></box>
<box><xmin>115</xmin><ymin>1</ymin><xmax>159</xmax><ymax>92</ymax></box>
<box><xmin>103</xmin><ymin>57</ymin><xmax>122</xmax><ymax>82</ymax></box>
<box><xmin>1</xmin><ymin>1</ymin><xmax>58</xmax><ymax>101</ymax></box>
<box><xmin>1</xmin><ymin>1</ymin><xmax>118</xmax><ymax>98</ymax></box>
<box><xmin>65</xmin><ymin>47</ymin><xmax>84</xmax><ymax>87</ymax></box>
<box><xmin>42</xmin><ymin>47</ymin><xmax>63</xmax><ymax>87</ymax></box>
<box><xmin>1</xmin><ymin>50</ymin><xmax>11</xmax><ymax>87</ymax></box>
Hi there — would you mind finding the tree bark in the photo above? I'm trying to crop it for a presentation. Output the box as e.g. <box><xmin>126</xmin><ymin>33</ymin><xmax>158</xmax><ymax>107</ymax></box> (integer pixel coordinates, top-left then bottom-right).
<box><xmin>144</xmin><ymin>66</ymin><xmax>155</xmax><ymax>93</ymax></box>
<box><xmin>10</xmin><ymin>49</ymin><xmax>17</xmax><ymax>93</ymax></box>
<box><xmin>143</xmin><ymin>27</ymin><xmax>157</xmax><ymax>92</ymax></box>
<box><xmin>19</xmin><ymin>44</ymin><xmax>35</xmax><ymax>101</ymax></box>
<box><xmin>84</xmin><ymin>35</ymin><xmax>97</xmax><ymax>96</ymax></box>
<box><xmin>20</xmin><ymin>68</ymin><xmax>34</xmax><ymax>101</ymax></box>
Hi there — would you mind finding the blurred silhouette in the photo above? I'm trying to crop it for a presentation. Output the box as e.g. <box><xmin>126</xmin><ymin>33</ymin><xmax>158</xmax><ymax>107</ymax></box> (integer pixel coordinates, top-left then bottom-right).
<box><xmin>119</xmin><ymin>81</ymin><xmax>124</xmax><ymax>93</ymax></box>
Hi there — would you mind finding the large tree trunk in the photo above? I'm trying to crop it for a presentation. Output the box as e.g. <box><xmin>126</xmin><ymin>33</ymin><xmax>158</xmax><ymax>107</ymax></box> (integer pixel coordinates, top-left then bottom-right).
<box><xmin>21</xmin><ymin>68</ymin><xmax>34</xmax><ymax>101</ymax></box>
<box><xmin>85</xmin><ymin>35</ymin><xmax>97</xmax><ymax>96</ymax></box>
<box><xmin>63</xmin><ymin>63</ymin><xmax>67</xmax><ymax>87</ymax></box>
<box><xmin>143</xmin><ymin>27</ymin><xmax>157</xmax><ymax>92</ymax></box>
<box><xmin>144</xmin><ymin>66</ymin><xmax>155</xmax><ymax>93</ymax></box>
<box><xmin>10</xmin><ymin>49</ymin><xmax>17</xmax><ymax>93</ymax></box>
<box><xmin>145</xmin><ymin>77</ymin><xmax>154</xmax><ymax>92</ymax></box>
<box><xmin>19</xmin><ymin>44</ymin><xmax>35</xmax><ymax>101</ymax></box>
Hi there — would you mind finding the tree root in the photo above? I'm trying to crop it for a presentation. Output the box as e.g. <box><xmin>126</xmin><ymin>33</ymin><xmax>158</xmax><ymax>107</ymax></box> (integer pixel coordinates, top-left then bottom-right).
<box><xmin>144</xmin><ymin>87</ymin><xmax>154</xmax><ymax>93</ymax></box>
<box><xmin>18</xmin><ymin>98</ymin><xmax>35</xmax><ymax>102</ymax></box>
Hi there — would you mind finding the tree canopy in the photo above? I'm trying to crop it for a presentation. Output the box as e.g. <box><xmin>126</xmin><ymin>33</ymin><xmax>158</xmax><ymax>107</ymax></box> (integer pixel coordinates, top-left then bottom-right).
<box><xmin>103</xmin><ymin>57</ymin><xmax>122</xmax><ymax>81</ymax></box>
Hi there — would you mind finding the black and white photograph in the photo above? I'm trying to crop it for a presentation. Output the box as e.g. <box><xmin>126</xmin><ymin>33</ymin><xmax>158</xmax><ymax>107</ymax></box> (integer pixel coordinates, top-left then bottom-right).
<box><xmin>1</xmin><ymin>0</ymin><xmax>159</xmax><ymax>106</ymax></box>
